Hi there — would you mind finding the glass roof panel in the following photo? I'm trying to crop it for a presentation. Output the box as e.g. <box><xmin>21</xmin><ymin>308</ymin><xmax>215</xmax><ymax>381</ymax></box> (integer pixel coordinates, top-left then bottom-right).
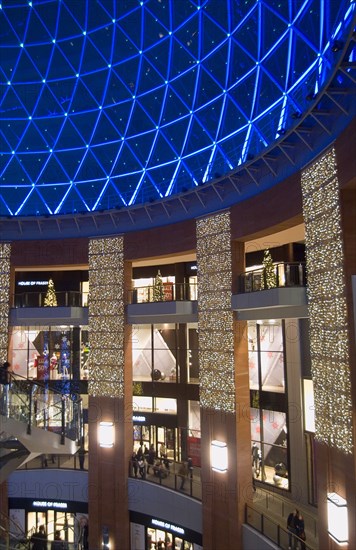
<box><xmin>0</xmin><ymin>0</ymin><xmax>354</xmax><ymax>217</ymax></box>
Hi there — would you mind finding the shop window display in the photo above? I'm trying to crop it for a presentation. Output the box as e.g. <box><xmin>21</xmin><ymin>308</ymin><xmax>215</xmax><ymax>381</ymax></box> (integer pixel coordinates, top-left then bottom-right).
<box><xmin>9</xmin><ymin>326</ymin><xmax>89</xmax><ymax>380</ymax></box>
<box><xmin>248</xmin><ymin>321</ymin><xmax>289</xmax><ymax>489</ymax></box>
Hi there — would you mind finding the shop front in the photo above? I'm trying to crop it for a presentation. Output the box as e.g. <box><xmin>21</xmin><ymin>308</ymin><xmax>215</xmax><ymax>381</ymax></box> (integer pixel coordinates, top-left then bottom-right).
<box><xmin>130</xmin><ymin>511</ymin><xmax>202</xmax><ymax>550</ymax></box>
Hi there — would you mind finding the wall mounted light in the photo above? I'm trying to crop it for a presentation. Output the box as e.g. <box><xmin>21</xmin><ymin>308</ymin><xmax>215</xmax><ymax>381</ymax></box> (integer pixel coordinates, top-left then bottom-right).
<box><xmin>327</xmin><ymin>493</ymin><xmax>348</xmax><ymax>545</ymax></box>
<box><xmin>99</xmin><ymin>422</ymin><xmax>114</xmax><ymax>448</ymax></box>
<box><xmin>210</xmin><ymin>440</ymin><xmax>228</xmax><ymax>473</ymax></box>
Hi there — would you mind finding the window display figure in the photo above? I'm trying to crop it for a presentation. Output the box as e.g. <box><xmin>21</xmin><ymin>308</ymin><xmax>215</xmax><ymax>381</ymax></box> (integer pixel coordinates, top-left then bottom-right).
<box><xmin>251</xmin><ymin>443</ymin><xmax>260</xmax><ymax>473</ymax></box>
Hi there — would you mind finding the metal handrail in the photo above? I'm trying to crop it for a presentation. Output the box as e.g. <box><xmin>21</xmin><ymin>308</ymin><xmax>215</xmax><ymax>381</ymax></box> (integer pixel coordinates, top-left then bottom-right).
<box><xmin>12</xmin><ymin>291</ymin><xmax>85</xmax><ymax>308</ymax></box>
<box><xmin>0</xmin><ymin>374</ymin><xmax>82</xmax><ymax>445</ymax></box>
<box><xmin>239</xmin><ymin>262</ymin><xmax>307</xmax><ymax>293</ymax></box>
<box><xmin>128</xmin><ymin>282</ymin><xmax>198</xmax><ymax>304</ymax></box>
<box><xmin>246</xmin><ymin>503</ymin><xmax>315</xmax><ymax>550</ymax></box>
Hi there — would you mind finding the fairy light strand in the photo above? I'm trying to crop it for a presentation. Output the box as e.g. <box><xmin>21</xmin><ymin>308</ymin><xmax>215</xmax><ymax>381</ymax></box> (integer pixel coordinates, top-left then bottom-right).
<box><xmin>301</xmin><ymin>148</ymin><xmax>353</xmax><ymax>454</ymax></box>
<box><xmin>0</xmin><ymin>243</ymin><xmax>11</xmax><ymax>366</ymax></box>
<box><xmin>88</xmin><ymin>236</ymin><xmax>125</xmax><ymax>398</ymax></box>
<box><xmin>196</xmin><ymin>211</ymin><xmax>235</xmax><ymax>413</ymax></box>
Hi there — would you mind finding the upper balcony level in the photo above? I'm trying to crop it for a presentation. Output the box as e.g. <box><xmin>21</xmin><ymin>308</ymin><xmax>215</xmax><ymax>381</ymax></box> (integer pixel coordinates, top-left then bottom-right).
<box><xmin>232</xmin><ymin>262</ymin><xmax>308</xmax><ymax>320</ymax></box>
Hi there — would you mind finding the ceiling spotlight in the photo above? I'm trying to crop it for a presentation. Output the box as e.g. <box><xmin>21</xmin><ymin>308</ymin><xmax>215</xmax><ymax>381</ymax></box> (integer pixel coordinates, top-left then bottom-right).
<box><xmin>331</xmin><ymin>40</ymin><xmax>344</xmax><ymax>52</ymax></box>
<box><xmin>276</xmin><ymin>127</ymin><xmax>286</xmax><ymax>136</ymax></box>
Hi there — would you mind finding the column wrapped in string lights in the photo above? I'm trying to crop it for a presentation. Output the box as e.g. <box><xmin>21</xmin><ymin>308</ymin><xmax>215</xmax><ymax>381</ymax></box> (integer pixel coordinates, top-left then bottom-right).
<box><xmin>0</xmin><ymin>243</ymin><xmax>11</xmax><ymax>365</ymax></box>
<box><xmin>301</xmin><ymin>148</ymin><xmax>353</xmax><ymax>453</ymax></box>
<box><xmin>196</xmin><ymin>211</ymin><xmax>235</xmax><ymax>413</ymax></box>
<box><xmin>88</xmin><ymin>237</ymin><xmax>125</xmax><ymax>398</ymax></box>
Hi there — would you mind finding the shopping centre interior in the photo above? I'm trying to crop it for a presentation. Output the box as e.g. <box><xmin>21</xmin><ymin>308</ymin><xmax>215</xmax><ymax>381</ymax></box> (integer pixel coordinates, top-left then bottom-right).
<box><xmin>0</xmin><ymin>1</ymin><xmax>355</xmax><ymax>549</ymax></box>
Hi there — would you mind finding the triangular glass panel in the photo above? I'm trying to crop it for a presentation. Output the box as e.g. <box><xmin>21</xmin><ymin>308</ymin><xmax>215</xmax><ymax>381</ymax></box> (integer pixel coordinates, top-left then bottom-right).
<box><xmin>254</xmin><ymin>69</ymin><xmax>283</xmax><ymax>116</ymax></box>
<box><xmin>93</xmin><ymin>180</ymin><xmax>124</xmax><ymax>211</ymax></box>
<box><xmin>201</xmin><ymin>11</ymin><xmax>229</xmax><ymax>57</ymax></box>
<box><xmin>55</xmin><ymin>119</ymin><xmax>86</xmax><ymax>150</ymax></box>
<box><xmin>113</xmin><ymin>142</ymin><xmax>141</xmax><ymax>174</ymax></box>
<box><xmin>24</xmin><ymin>44</ymin><xmax>53</xmax><ymax>81</ymax></box>
<box><xmin>112</xmin><ymin>27</ymin><xmax>138</xmax><ymax>64</ymax></box>
<box><xmin>55</xmin><ymin>149</ymin><xmax>86</xmax><ymax>180</ymax></box>
<box><xmin>58</xmin><ymin>185</ymin><xmax>88</xmax><ymax>215</ymax></box>
<box><xmin>172</xmin><ymin>2</ymin><xmax>196</xmax><ymax>31</ymax></box>
<box><xmin>146</xmin><ymin>163</ymin><xmax>179</xmax><ymax>197</ymax></box>
<box><xmin>160</xmin><ymin>117</ymin><xmax>190</xmax><ymax>156</ymax></box>
<box><xmin>143</xmin><ymin>8</ymin><xmax>169</xmax><ymax>50</ymax></box>
<box><xmin>18</xmin><ymin>121</ymin><xmax>50</xmax><ymax>153</ymax></box>
<box><xmin>116</xmin><ymin>9</ymin><xmax>142</xmax><ymax>51</ymax></box>
<box><xmin>75</xmin><ymin>150</ymin><xmax>107</xmax><ymax>181</ymax></box>
<box><xmin>289</xmin><ymin>32</ymin><xmax>317</xmax><ymax>86</ymax></box>
<box><xmin>34</xmin><ymin>184</ymin><xmax>72</xmax><ymax>214</ymax></box>
<box><xmin>91</xmin><ymin>113</ymin><xmax>122</xmax><ymax>145</ymax></box>
<box><xmin>0</xmin><ymin>185</ymin><xmax>33</xmax><ymax>215</ymax></box>
<box><xmin>11</xmin><ymin>53</ymin><xmax>41</xmax><ymax>84</ymax></box>
<box><xmin>136</xmin><ymin>57</ymin><xmax>166</xmax><ymax>95</ymax></box>
<box><xmin>59</xmin><ymin>36</ymin><xmax>85</xmax><ymax>75</ymax></box>
<box><xmin>37</xmin><ymin>155</ymin><xmax>72</xmax><ymax>185</ymax></box>
<box><xmin>183</xmin><ymin>148</ymin><xmax>213</xmax><ymax>182</ymax></box>
<box><xmin>127</xmin><ymin>102</ymin><xmax>156</xmax><ymax>136</ymax></box>
<box><xmin>294</xmin><ymin>2</ymin><xmax>320</xmax><ymax>50</ymax></box>
<box><xmin>56</xmin><ymin>3</ymin><xmax>84</xmax><ymax>39</ymax></box>
<box><xmin>262</xmin><ymin>38</ymin><xmax>290</xmax><ymax>91</ymax></box>
<box><xmin>161</xmin><ymin>86</ymin><xmax>190</xmax><ymax>125</ymax></box>
<box><xmin>169</xmin><ymin>36</ymin><xmax>198</xmax><ymax>78</ymax></box>
<box><xmin>233</xmin><ymin>6</ymin><xmax>259</xmax><ymax>62</ymax></box>
<box><xmin>75</xmin><ymin>181</ymin><xmax>112</xmax><ymax>211</ymax></box>
<box><xmin>219</xmin><ymin>96</ymin><xmax>249</xmax><ymax>137</ymax></box>
<box><xmin>34</xmin><ymin>117</ymin><xmax>65</xmax><ymax>145</ymax></box>
<box><xmin>194</xmin><ymin>96</ymin><xmax>225</xmax><ymax>140</ymax></box>
<box><xmin>184</xmin><ymin>117</ymin><xmax>215</xmax><ymax>156</ymax></box>
<box><xmin>0</xmin><ymin>88</ymin><xmax>28</xmax><ymax>119</ymax></box>
<box><xmin>228</xmin><ymin>71</ymin><xmax>258</xmax><ymax>120</ymax></box>
<box><xmin>25</xmin><ymin>10</ymin><xmax>53</xmax><ymax>44</ymax></box>
<box><xmin>90</xmin><ymin>142</ymin><xmax>121</xmax><ymax>174</ymax></box>
<box><xmin>103</xmin><ymin>70</ymin><xmax>132</xmax><ymax>105</ymax></box>
<box><xmin>11</xmin><ymin>83</ymin><xmax>42</xmax><ymax>114</ymax></box>
<box><xmin>69</xmin><ymin>79</ymin><xmax>98</xmax><ymax>112</ymax></box>
<box><xmin>32</xmin><ymin>2</ymin><xmax>58</xmax><ymax>38</ymax></box>
<box><xmin>80</xmin><ymin>40</ymin><xmax>107</xmax><ymax>76</ymax></box>
<box><xmin>70</xmin><ymin>111</ymin><xmax>105</xmax><ymax>144</ymax></box>
<box><xmin>195</xmin><ymin>66</ymin><xmax>224</xmax><ymax>110</ymax></box>
<box><xmin>16</xmin><ymin>153</ymin><xmax>47</xmax><ymax>183</ymax></box>
<box><xmin>33</xmin><ymin>85</ymin><xmax>64</xmax><ymax>117</ymax></box>
<box><xmin>260</xmin><ymin>4</ymin><xmax>289</xmax><ymax>58</ymax></box>
<box><xmin>145</xmin><ymin>0</ymin><xmax>171</xmax><ymax>29</ymax></box>
<box><xmin>201</xmin><ymin>42</ymin><xmax>229</xmax><ymax>90</ymax></box>
<box><xmin>126</xmin><ymin>133</ymin><xmax>155</xmax><ymax>168</ymax></box>
<box><xmin>169</xmin><ymin>71</ymin><xmax>196</xmax><ymax>110</ymax></box>
<box><xmin>114</xmin><ymin>173</ymin><xmax>142</xmax><ymax>205</ymax></box>
<box><xmin>144</xmin><ymin>40</ymin><xmax>170</xmax><ymax>78</ymax></box>
<box><xmin>148</xmin><ymin>132</ymin><xmax>177</xmax><ymax>166</ymax></box>
<box><xmin>209</xmin><ymin>148</ymin><xmax>234</xmax><ymax>179</ymax></box>
<box><xmin>16</xmin><ymin>188</ymin><xmax>51</xmax><ymax>216</ymax></box>
<box><xmin>174</xmin><ymin>14</ymin><xmax>200</xmax><ymax>60</ymax></box>
<box><xmin>138</xmin><ymin>86</ymin><xmax>166</xmax><ymax>126</ymax></box>
<box><xmin>47</xmin><ymin>46</ymin><xmax>77</xmax><ymax>80</ymax></box>
<box><xmin>1</xmin><ymin>47</ymin><xmax>20</xmax><ymax>81</ymax></box>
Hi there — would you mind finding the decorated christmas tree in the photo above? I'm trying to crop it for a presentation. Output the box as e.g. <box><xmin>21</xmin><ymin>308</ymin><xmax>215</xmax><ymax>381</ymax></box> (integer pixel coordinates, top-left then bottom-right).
<box><xmin>261</xmin><ymin>249</ymin><xmax>276</xmax><ymax>289</ymax></box>
<box><xmin>44</xmin><ymin>278</ymin><xmax>57</xmax><ymax>306</ymax></box>
<box><xmin>153</xmin><ymin>270</ymin><xmax>164</xmax><ymax>301</ymax></box>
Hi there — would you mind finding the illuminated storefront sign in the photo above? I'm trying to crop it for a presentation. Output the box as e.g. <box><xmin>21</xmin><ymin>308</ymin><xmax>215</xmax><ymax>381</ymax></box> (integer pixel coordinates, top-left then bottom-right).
<box><xmin>18</xmin><ymin>281</ymin><xmax>48</xmax><ymax>286</ymax></box>
<box><xmin>32</xmin><ymin>501</ymin><xmax>68</xmax><ymax>509</ymax></box>
<box><xmin>151</xmin><ymin>518</ymin><xmax>185</xmax><ymax>535</ymax></box>
<box><xmin>133</xmin><ymin>415</ymin><xmax>146</xmax><ymax>422</ymax></box>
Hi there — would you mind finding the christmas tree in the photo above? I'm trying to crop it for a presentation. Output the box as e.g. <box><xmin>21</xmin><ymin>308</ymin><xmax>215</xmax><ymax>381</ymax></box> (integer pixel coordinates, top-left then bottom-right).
<box><xmin>44</xmin><ymin>278</ymin><xmax>58</xmax><ymax>306</ymax></box>
<box><xmin>153</xmin><ymin>270</ymin><xmax>164</xmax><ymax>301</ymax></box>
<box><xmin>261</xmin><ymin>249</ymin><xmax>276</xmax><ymax>289</ymax></box>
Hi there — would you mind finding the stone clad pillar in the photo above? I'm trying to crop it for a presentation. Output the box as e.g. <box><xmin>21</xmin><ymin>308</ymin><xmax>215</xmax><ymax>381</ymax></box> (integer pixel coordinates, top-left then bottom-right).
<box><xmin>88</xmin><ymin>237</ymin><xmax>132</xmax><ymax>550</ymax></box>
<box><xmin>301</xmin><ymin>148</ymin><xmax>355</xmax><ymax>549</ymax></box>
<box><xmin>196</xmin><ymin>212</ymin><xmax>251</xmax><ymax>549</ymax></box>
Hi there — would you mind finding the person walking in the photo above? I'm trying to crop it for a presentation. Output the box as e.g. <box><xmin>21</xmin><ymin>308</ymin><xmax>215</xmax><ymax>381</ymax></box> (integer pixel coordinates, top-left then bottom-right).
<box><xmin>287</xmin><ymin>509</ymin><xmax>298</xmax><ymax>549</ymax></box>
<box><xmin>178</xmin><ymin>461</ymin><xmax>189</xmax><ymax>490</ymax></box>
<box><xmin>51</xmin><ymin>530</ymin><xmax>68</xmax><ymax>550</ymax></box>
<box><xmin>146</xmin><ymin>444</ymin><xmax>156</xmax><ymax>474</ymax></box>
<box><xmin>30</xmin><ymin>525</ymin><xmax>47</xmax><ymax>550</ymax></box>
<box><xmin>295</xmin><ymin>512</ymin><xmax>306</xmax><ymax>550</ymax></box>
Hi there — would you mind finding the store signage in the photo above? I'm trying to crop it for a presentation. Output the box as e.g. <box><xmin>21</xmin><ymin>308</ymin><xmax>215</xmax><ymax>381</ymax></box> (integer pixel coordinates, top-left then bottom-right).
<box><xmin>33</xmin><ymin>501</ymin><xmax>68</xmax><ymax>509</ymax></box>
<box><xmin>151</xmin><ymin>519</ymin><xmax>185</xmax><ymax>536</ymax></box>
<box><xmin>18</xmin><ymin>281</ymin><xmax>48</xmax><ymax>286</ymax></box>
<box><xmin>133</xmin><ymin>415</ymin><xmax>146</xmax><ymax>422</ymax></box>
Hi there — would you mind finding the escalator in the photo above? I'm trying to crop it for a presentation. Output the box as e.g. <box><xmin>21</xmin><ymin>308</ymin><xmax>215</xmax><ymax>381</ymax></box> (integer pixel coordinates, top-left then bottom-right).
<box><xmin>0</xmin><ymin>375</ymin><xmax>82</xmax><ymax>482</ymax></box>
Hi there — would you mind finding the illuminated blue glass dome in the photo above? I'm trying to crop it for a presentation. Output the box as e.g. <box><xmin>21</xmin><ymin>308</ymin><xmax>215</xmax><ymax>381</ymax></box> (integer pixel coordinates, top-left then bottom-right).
<box><xmin>0</xmin><ymin>0</ymin><xmax>355</xmax><ymax>222</ymax></box>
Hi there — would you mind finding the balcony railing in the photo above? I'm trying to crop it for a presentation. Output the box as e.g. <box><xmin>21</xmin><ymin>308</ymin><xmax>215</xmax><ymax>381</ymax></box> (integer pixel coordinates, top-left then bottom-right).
<box><xmin>239</xmin><ymin>262</ymin><xmax>306</xmax><ymax>294</ymax></box>
<box><xmin>13</xmin><ymin>291</ymin><xmax>85</xmax><ymax>308</ymax></box>
<box><xmin>246</xmin><ymin>503</ymin><xmax>315</xmax><ymax>550</ymax></box>
<box><xmin>0</xmin><ymin>374</ymin><xmax>82</xmax><ymax>444</ymax></box>
<box><xmin>128</xmin><ymin>282</ymin><xmax>198</xmax><ymax>304</ymax></box>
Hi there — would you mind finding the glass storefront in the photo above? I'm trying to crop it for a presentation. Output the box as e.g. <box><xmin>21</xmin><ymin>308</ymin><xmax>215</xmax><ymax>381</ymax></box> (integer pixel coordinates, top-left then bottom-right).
<box><xmin>248</xmin><ymin>320</ymin><xmax>289</xmax><ymax>490</ymax></box>
<box><xmin>10</xmin><ymin>326</ymin><xmax>90</xmax><ymax>381</ymax></box>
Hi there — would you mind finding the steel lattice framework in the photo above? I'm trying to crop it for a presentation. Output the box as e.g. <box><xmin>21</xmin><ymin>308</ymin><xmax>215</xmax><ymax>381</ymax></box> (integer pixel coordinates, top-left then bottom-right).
<box><xmin>0</xmin><ymin>0</ymin><xmax>355</xmax><ymax>222</ymax></box>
